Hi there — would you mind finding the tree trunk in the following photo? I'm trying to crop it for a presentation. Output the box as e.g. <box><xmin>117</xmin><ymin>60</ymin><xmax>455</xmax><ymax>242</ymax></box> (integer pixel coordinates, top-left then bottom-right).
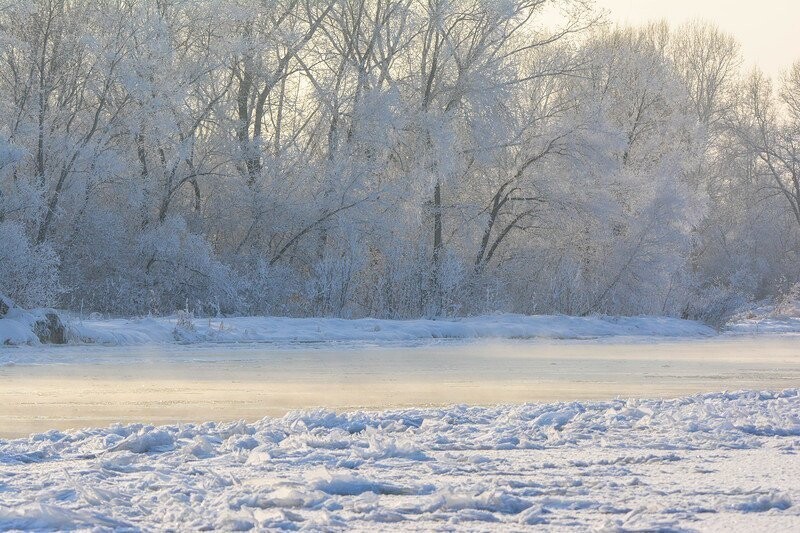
<box><xmin>432</xmin><ymin>179</ymin><xmax>443</xmax><ymax>314</ymax></box>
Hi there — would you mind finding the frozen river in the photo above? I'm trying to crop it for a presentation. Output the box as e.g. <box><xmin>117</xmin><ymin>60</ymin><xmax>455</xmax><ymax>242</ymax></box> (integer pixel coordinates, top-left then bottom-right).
<box><xmin>1</xmin><ymin>336</ymin><xmax>799</xmax><ymax>438</ymax></box>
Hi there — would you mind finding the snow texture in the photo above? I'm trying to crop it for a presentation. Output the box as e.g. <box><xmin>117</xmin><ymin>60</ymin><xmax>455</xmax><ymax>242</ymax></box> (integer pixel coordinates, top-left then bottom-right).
<box><xmin>0</xmin><ymin>308</ymin><xmax>52</xmax><ymax>346</ymax></box>
<box><xmin>728</xmin><ymin>316</ymin><xmax>800</xmax><ymax>335</ymax></box>
<box><xmin>0</xmin><ymin>313</ymin><xmax>716</xmax><ymax>347</ymax></box>
<box><xmin>1</xmin><ymin>390</ymin><xmax>798</xmax><ymax>531</ymax></box>
<box><xmin>724</xmin><ymin>300</ymin><xmax>800</xmax><ymax>335</ymax></box>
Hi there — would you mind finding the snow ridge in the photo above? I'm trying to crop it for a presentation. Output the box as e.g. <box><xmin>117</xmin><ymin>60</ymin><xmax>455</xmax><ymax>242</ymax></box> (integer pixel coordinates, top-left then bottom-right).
<box><xmin>1</xmin><ymin>390</ymin><xmax>798</xmax><ymax>530</ymax></box>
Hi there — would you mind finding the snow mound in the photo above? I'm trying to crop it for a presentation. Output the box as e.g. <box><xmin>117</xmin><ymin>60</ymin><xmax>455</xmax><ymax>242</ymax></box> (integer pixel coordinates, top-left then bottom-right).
<box><xmin>1</xmin><ymin>390</ymin><xmax>798</xmax><ymax>530</ymax></box>
<box><xmin>733</xmin><ymin>491</ymin><xmax>793</xmax><ymax>513</ymax></box>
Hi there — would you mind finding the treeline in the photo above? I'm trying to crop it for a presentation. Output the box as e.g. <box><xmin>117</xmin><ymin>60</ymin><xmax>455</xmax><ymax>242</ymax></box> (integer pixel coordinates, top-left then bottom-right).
<box><xmin>1</xmin><ymin>0</ymin><xmax>799</xmax><ymax>321</ymax></box>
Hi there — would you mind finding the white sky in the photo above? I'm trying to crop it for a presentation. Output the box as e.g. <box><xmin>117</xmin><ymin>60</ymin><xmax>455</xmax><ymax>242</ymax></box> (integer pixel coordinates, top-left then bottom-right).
<box><xmin>595</xmin><ymin>0</ymin><xmax>800</xmax><ymax>79</ymax></box>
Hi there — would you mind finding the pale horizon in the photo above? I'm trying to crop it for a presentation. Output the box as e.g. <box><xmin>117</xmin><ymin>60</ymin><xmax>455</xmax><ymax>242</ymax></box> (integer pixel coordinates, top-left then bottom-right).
<box><xmin>598</xmin><ymin>0</ymin><xmax>800</xmax><ymax>79</ymax></box>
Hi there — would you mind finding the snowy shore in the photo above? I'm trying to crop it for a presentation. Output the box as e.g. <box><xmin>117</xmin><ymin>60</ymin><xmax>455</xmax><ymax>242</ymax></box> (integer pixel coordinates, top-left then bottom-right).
<box><xmin>0</xmin><ymin>312</ymin><xmax>717</xmax><ymax>347</ymax></box>
<box><xmin>1</xmin><ymin>389</ymin><xmax>797</xmax><ymax>530</ymax></box>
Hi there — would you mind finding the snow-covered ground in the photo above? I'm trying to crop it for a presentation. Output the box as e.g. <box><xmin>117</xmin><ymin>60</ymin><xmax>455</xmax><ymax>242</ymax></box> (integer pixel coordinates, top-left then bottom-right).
<box><xmin>1</xmin><ymin>389</ymin><xmax>798</xmax><ymax>531</ymax></box>
<box><xmin>0</xmin><ymin>312</ymin><xmax>716</xmax><ymax>347</ymax></box>
<box><xmin>9</xmin><ymin>300</ymin><xmax>800</xmax><ymax>351</ymax></box>
<box><xmin>728</xmin><ymin>317</ymin><xmax>800</xmax><ymax>335</ymax></box>
<box><xmin>725</xmin><ymin>300</ymin><xmax>800</xmax><ymax>335</ymax></box>
<box><xmin>727</xmin><ymin>313</ymin><xmax>800</xmax><ymax>335</ymax></box>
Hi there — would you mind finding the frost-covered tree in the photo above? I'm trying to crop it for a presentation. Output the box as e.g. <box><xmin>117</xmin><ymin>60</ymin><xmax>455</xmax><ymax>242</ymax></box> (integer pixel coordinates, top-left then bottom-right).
<box><xmin>0</xmin><ymin>0</ymin><xmax>797</xmax><ymax>320</ymax></box>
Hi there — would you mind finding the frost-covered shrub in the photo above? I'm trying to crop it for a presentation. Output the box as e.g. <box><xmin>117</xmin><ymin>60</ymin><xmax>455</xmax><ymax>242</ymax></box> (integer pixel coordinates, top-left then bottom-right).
<box><xmin>137</xmin><ymin>217</ymin><xmax>241</xmax><ymax>315</ymax></box>
<box><xmin>303</xmin><ymin>234</ymin><xmax>374</xmax><ymax>318</ymax></box>
<box><xmin>365</xmin><ymin>241</ymin><xmax>429</xmax><ymax>318</ymax></box>
<box><xmin>437</xmin><ymin>252</ymin><xmax>469</xmax><ymax>317</ymax></box>
<box><xmin>56</xmin><ymin>208</ymin><xmax>143</xmax><ymax>314</ymax></box>
<box><xmin>0</xmin><ymin>220</ymin><xmax>60</xmax><ymax>308</ymax></box>
<box><xmin>679</xmin><ymin>282</ymin><xmax>746</xmax><ymax>327</ymax></box>
<box><xmin>237</xmin><ymin>256</ymin><xmax>304</xmax><ymax>316</ymax></box>
<box><xmin>772</xmin><ymin>282</ymin><xmax>800</xmax><ymax>317</ymax></box>
<box><xmin>175</xmin><ymin>309</ymin><xmax>195</xmax><ymax>330</ymax></box>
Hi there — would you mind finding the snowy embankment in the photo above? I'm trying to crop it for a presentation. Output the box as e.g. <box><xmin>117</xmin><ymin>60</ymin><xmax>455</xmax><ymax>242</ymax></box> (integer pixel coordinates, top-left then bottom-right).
<box><xmin>728</xmin><ymin>316</ymin><xmax>800</xmax><ymax>335</ymax></box>
<box><xmin>1</xmin><ymin>312</ymin><xmax>715</xmax><ymax>347</ymax></box>
<box><xmin>1</xmin><ymin>390</ymin><xmax>798</xmax><ymax>530</ymax></box>
<box><xmin>725</xmin><ymin>299</ymin><xmax>800</xmax><ymax>335</ymax></box>
<box><xmin>726</xmin><ymin>306</ymin><xmax>800</xmax><ymax>335</ymax></box>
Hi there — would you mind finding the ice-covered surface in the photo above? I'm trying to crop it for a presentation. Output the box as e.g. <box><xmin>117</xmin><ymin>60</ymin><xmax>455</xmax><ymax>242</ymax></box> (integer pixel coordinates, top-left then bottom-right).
<box><xmin>0</xmin><ymin>390</ymin><xmax>798</xmax><ymax>531</ymax></box>
<box><xmin>2</xmin><ymin>336</ymin><xmax>800</xmax><ymax>439</ymax></box>
<box><xmin>0</xmin><ymin>312</ymin><xmax>716</xmax><ymax>347</ymax></box>
<box><xmin>3</xmin><ymin>335</ymin><xmax>800</xmax><ymax>442</ymax></box>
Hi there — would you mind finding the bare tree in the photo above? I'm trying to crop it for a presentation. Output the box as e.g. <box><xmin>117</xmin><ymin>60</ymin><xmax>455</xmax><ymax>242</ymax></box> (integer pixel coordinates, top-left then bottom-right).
<box><xmin>730</xmin><ymin>68</ymin><xmax>800</xmax><ymax>227</ymax></box>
